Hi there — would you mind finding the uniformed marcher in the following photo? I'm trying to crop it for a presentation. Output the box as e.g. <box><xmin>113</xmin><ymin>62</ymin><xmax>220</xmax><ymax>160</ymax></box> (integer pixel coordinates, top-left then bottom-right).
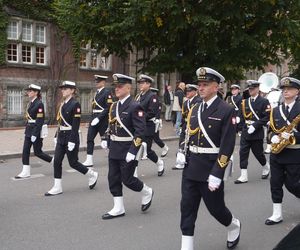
<box><xmin>82</xmin><ymin>75</ymin><xmax>113</xmax><ymax>167</ymax></box>
<box><xmin>135</xmin><ymin>74</ymin><xmax>164</xmax><ymax>176</ymax></box>
<box><xmin>45</xmin><ymin>81</ymin><xmax>99</xmax><ymax>196</ymax></box>
<box><xmin>235</xmin><ymin>80</ymin><xmax>271</xmax><ymax>184</ymax></box>
<box><xmin>226</xmin><ymin>84</ymin><xmax>242</xmax><ymax>116</ymax></box>
<box><xmin>148</xmin><ymin>87</ymin><xmax>169</xmax><ymax>158</ymax></box>
<box><xmin>102</xmin><ymin>74</ymin><xmax>153</xmax><ymax>219</ymax></box>
<box><xmin>15</xmin><ymin>84</ymin><xmax>53</xmax><ymax>179</ymax></box>
<box><xmin>179</xmin><ymin>67</ymin><xmax>241</xmax><ymax>250</ymax></box>
<box><xmin>174</xmin><ymin>84</ymin><xmax>201</xmax><ymax>170</ymax></box>
<box><xmin>265</xmin><ymin>77</ymin><xmax>300</xmax><ymax>225</ymax></box>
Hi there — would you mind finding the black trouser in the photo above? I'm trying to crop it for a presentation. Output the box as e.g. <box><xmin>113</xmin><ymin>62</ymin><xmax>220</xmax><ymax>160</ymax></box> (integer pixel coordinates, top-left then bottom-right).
<box><xmin>53</xmin><ymin>143</ymin><xmax>88</xmax><ymax>178</ymax></box>
<box><xmin>239</xmin><ymin>136</ymin><xmax>266</xmax><ymax>169</ymax></box>
<box><xmin>153</xmin><ymin>131</ymin><xmax>165</xmax><ymax>148</ymax></box>
<box><xmin>144</xmin><ymin>136</ymin><xmax>158</xmax><ymax>163</ymax></box>
<box><xmin>108</xmin><ymin>159</ymin><xmax>143</xmax><ymax>196</ymax></box>
<box><xmin>180</xmin><ymin>176</ymin><xmax>232</xmax><ymax>236</ymax></box>
<box><xmin>86</xmin><ymin>124</ymin><xmax>104</xmax><ymax>155</ymax></box>
<box><xmin>270</xmin><ymin>156</ymin><xmax>300</xmax><ymax>203</ymax></box>
<box><xmin>22</xmin><ymin>136</ymin><xmax>52</xmax><ymax>165</ymax></box>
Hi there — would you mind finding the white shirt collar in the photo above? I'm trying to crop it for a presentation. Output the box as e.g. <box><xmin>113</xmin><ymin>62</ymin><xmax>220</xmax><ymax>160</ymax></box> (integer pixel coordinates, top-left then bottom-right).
<box><xmin>189</xmin><ymin>95</ymin><xmax>195</xmax><ymax>103</ymax></box>
<box><xmin>204</xmin><ymin>94</ymin><xmax>218</xmax><ymax>108</ymax></box>
<box><xmin>31</xmin><ymin>97</ymin><xmax>37</xmax><ymax>103</ymax></box>
<box><xmin>97</xmin><ymin>87</ymin><xmax>104</xmax><ymax>93</ymax></box>
<box><xmin>119</xmin><ymin>94</ymin><xmax>130</xmax><ymax>104</ymax></box>
<box><xmin>64</xmin><ymin>96</ymin><xmax>72</xmax><ymax>104</ymax></box>
<box><xmin>251</xmin><ymin>94</ymin><xmax>259</xmax><ymax>101</ymax></box>
<box><xmin>284</xmin><ymin>100</ymin><xmax>296</xmax><ymax>110</ymax></box>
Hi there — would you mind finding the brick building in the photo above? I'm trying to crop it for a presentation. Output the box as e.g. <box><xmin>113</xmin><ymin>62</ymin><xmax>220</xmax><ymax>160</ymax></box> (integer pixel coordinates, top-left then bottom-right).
<box><xmin>0</xmin><ymin>7</ymin><xmax>129</xmax><ymax>127</ymax></box>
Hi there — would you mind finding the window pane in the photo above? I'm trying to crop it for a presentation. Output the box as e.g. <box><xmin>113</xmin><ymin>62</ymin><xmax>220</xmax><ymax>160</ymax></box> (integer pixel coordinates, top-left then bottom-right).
<box><xmin>36</xmin><ymin>25</ymin><xmax>45</xmax><ymax>43</ymax></box>
<box><xmin>22</xmin><ymin>22</ymin><xmax>32</xmax><ymax>41</ymax></box>
<box><xmin>41</xmin><ymin>92</ymin><xmax>47</xmax><ymax>114</ymax></box>
<box><xmin>7</xmin><ymin>89</ymin><xmax>23</xmax><ymax>115</ymax></box>
<box><xmin>7</xmin><ymin>21</ymin><xmax>18</xmax><ymax>39</ymax></box>
<box><xmin>22</xmin><ymin>45</ymin><xmax>32</xmax><ymax>63</ymax></box>
<box><xmin>7</xmin><ymin>43</ymin><xmax>18</xmax><ymax>62</ymax></box>
<box><xmin>91</xmin><ymin>50</ymin><xmax>97</xmax><ymax>68</ymax></box>
<box><xmin>36</xmin><ymin>46</ymin><xmax>45</xmax><ymax>64</ymax></box>
<box><xmin>80</xmin><ymin>92</ymin><xmax>92</xmax><ymax>113</ymax></box>
<box><xmin>80</xmin><ymin>52</ymin><xmax>87</xmax><ymax>67</ymax></box>
<box><xmin>99</xmin><ymin>55</ymin><xmax>112</xmax><ymax>70</ymax></box>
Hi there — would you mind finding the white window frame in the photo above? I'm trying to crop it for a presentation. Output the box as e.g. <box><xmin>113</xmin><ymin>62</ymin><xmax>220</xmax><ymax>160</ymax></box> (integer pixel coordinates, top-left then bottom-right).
<box><xmin>21</xmin><ymin>45</ymin><xmax>33</xmax><ymax>64</ymax></box>
<box><xmin>22</xmin><ymin>22</ymin><xmax>33</xmax><ymax>42</ymax></box>
<box><xmin>7</xmin><ymin>20</ymin><xmax>18</xmax><ymax>39</ymax></box>
<box><xmin>7</xmin><ymin>89</ymin><xmax>23</xmax><ymax>115</ymax></box>
<box><xmin>7</xmin><ymin>43</ymin><xmax>18</xmax><ymax>63</ymax></box>
<box><xmin>36</xmin><ymin>24</ymin><xmax>46</xmax><ymax>44</ymax></box>
<box><xmin>80</xmin><ymin>91</ymin><xmax>92</xmax><ymax>113</ymax></box>
<box><xmin>79</xmin><ymin>41</ymin><xmax>112</xmax><ymax>70</ymax></box>
<box><xmin>6</xmin><ymin>18</ymin><xmax>48</xmax><ymax>66</ymax></box>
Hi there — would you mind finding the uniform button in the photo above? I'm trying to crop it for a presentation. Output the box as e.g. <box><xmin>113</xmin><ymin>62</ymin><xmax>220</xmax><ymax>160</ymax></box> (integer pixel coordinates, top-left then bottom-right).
<box><xmin>208</xmin><ymin>125</ymin><xmax>212</xmax><ymax>128</ymax></box>
<box><xmin>200</xmin><ymin>142</ymin><xmax>203</xmax><ymax>145</ymax></box>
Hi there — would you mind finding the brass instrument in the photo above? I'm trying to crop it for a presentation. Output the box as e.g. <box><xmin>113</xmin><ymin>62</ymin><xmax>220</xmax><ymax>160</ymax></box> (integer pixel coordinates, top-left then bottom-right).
<box><xmin>270</xmin><ymin>111</ymin><xmax>300</xmax><ymax>154</ymax></box>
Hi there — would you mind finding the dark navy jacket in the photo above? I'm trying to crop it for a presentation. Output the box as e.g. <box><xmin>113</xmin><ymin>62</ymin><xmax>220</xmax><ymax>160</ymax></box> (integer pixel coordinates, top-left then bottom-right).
<box><xmin>24</xmin><ymin>98</ymin><xmax>45</xmax><ymax>138</ymax></box>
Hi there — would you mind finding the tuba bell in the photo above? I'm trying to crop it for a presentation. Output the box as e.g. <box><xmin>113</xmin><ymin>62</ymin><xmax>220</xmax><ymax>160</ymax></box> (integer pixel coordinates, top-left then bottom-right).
<box><xmin>259</xmin><ymin>72</ymin><xmax>281</xmax><ymax>108</ymax></box>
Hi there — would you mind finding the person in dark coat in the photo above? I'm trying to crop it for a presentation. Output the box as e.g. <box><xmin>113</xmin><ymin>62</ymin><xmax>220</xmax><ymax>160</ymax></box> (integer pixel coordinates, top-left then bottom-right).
<box><xmin>265</xmin><ymin>77</ymin><xmax>300</xmax><ymax>226</ymax></box>
<box><xmin>45</xmin><ymin>81</ymin><xmax>99</xmax><ymax>196</ymax></box>
<box><xmin>235</xmin><ymin>80</ymin><xmax>271</xmax><ymax>184</ymax></box>
<box><xmin>179</xmin><ymin>67</ymin><xmax>241</xmax><ymax>250</ymax></box>
<box><xmin>15</xmin><ymin>84</ymin><xmax>53</xmax><ymax>179</ymax></box>
<box><xmin>82</xmin><ymin>75</ymin><xmax>113</xmax><ymax>167</ymax></box>
<box><xmin>102</xmin><ymin>74</ymin><xmax>153</xmax><ymax>220</ymax></box>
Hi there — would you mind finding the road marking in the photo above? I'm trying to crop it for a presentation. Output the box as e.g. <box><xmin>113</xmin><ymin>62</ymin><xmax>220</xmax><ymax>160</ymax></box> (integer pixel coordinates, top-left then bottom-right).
<box><xmin>66</xmin><ymin>169</ymin><xmax>77</xmax><ymax>173</ymax></box>
<box><xmin>11</xmin><ymin>173</ymin><xmax>45</xmax><ymax>181</ymax></box>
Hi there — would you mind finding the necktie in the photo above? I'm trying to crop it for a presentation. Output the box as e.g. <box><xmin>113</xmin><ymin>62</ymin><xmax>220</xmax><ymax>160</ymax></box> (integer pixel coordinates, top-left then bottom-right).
<box><xmin>285</xmin><ymin>105</ymin><xmax>289</xmax><ymax>116</ymax></box>
<box><xmin>202</xmin><ymin>102</ymin><xmax>207</xmax><ymax>112</ymax></box>
<box><xmin>251</xmin><ymin>98</ymin><xmax>255</xmax><ymax>103</ymax></box>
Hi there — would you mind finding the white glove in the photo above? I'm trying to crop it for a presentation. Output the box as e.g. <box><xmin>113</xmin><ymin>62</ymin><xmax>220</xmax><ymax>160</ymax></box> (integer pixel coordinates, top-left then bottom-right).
<box><xmin>271</xmin><ymin>135</ymin><xmax>280</xmax><ymax>144</ymax></box>
<box><xmin>236</xmin><ymin>116</ymin><xmax>240</xmax><ymax>124</ymax></box>
<box><xmin>101</xmin><ymin>140</ymin><xmax>108</xmax><ymax>149</ymax></box>
<box><xmin>68</xmin><ymin>142</ymin><xmax>75</xmax><ymax>151</ymax></box>
<box><xmin>247</xmin><ymin>125</ymin><xmax>255</xmax><ymax>134</ymax></box>
<box><xmin>281</xmin><ymin>131</ymin><xmax>292</xmax><ymax>140</ymax></box>
<box><xmin>31</xmin><ymin>135</ymin><xmax>37</xmax><ymax>143</ymax></box>
<box><xmin>91</xmin><ymin>117</ymin><xmax>100</xmax><ymax>126</ymax></box>
<box><xmin>176</xmin><ymin>152</ymin><xmax>186</xmax><ymax>165</ymax></box>
<box><xmin>53</xmin><ymin>138</ymin><xmax>57</xmax><ymax>147</ymax></box>
<box><xmin>208</xmin><ymin>175</ymin><xmax>222</xmax><ymax>191</ymax></box>
<box><xmin>126</xmin><ymin>152</ymin><xmax>136</xmax><ymax>163</ymax></box>
<box><xmin>159</xmin><ymin>119</ymin><xmax>163</xmax><ymax>130</ymax></box>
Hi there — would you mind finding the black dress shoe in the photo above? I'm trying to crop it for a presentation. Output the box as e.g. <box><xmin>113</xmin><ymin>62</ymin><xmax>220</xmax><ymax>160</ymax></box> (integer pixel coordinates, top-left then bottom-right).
<box><xmin>141</xmin><ymin>191</ymin><xmax>154</xmax><ymax>212</ymax></box>
<box><xmin>44</xmin><ymin>191</ymin><xmax>63</xmax><ymax>196</ymax></box>
<box><xmin>234</xmin><ymin>179</ymin><xmax>248</xmax><ymax>184</ymax></box>
<box><xmin>261</xmin><ymin>173</ymin><xmax>269</xmax><ymax>179</ymax></box>
<box><xmin>227</xmin><ymin>223</ymin><xmax>241</xmax><ymax>249</ymax></box>
<box><xmin>172</xmin><ymin>166</ymin><xmax>184</xmax><ymax>170</ymax></box>
<box><xmin>158</xmin><ymin>169</ymin><xmax>164</xmax><ymax>177</ymax></box>
<box><xmin>265</xmin><ymin>218</ymin><xmax>283</xmax><ymax>225</ymax></box>
<box><xmin>102</xmin><ymin>212</ymin><xmax>125</xmax><ymax>220</ymax></box>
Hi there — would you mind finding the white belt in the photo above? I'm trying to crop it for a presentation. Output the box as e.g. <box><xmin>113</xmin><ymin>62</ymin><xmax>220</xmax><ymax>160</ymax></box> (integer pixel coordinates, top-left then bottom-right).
<box><xmin>286</xmin><ymin>144</ymin><xmax>300</xmax><ymax>149</ymax></box>
<box><xmin>92</xmin><ymin>109</ymin><xmax>103</xmax><ymax>113</ymax></box>
<box><xmin>189</xmin><ymin>145</ymin><xmax>220</xmax><ymax>154</ymax></box>
<box><xmin>245</xmin><ymin>120</ymin><xmax>255</xmax><ymax>125</ymax></box>
<box><xmin>28</xmin><ymin>120</ymin><xmax>36</xmax><ymax>124</ymax></box>
<box><xmin>60</xmin><ymin>126</ymin><xmax>72</xmax><ymax>131</ymax></box>
<box><xmin>110</xmin><ymin>135</ymin><xmax>132</xmax><ymax>142</ymax></box>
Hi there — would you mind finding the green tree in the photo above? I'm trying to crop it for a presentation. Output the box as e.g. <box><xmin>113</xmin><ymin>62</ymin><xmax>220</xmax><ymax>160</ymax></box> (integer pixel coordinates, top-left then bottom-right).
<box><xmin>51</xmin><ymin>0</ymin><xmax>300</xmax><ymax>81</ymax></box>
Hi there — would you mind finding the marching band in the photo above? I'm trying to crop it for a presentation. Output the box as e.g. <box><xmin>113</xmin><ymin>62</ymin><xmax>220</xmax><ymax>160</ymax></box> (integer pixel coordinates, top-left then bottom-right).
<box><xmin>12</xmin><ymin>68</ymin><xmax>300</xmax><ymax>250</ymax></box>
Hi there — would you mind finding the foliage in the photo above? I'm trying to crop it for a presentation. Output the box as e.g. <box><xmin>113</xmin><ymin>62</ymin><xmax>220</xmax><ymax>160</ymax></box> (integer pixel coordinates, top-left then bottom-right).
<box><xmin>51</xmin><ymin>0</ymin><xmax>300</xmax><ymax>81</ymax></box>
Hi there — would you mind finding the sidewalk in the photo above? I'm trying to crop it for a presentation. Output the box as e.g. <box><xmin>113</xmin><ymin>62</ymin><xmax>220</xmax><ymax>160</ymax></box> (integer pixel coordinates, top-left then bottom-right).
<box><xmin>0</xmin><ymin>121</ymin><xmax>178</xmax><ymax>159</ymax></box>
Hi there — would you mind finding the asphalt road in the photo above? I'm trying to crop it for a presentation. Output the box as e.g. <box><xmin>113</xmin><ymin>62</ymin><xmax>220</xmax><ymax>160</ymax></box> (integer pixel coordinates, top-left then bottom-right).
<box><xmin>0</xmin><ymin>140</ymin><xmax>299</xmax><ymax>250</ymax></box>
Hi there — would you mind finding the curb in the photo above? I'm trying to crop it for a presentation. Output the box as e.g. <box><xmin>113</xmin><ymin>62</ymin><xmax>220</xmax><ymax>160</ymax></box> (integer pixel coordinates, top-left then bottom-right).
<box><xmin>0</xmin><ymin>136</ymin><xmax>179</xmax><ymax>161</ymax></box>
